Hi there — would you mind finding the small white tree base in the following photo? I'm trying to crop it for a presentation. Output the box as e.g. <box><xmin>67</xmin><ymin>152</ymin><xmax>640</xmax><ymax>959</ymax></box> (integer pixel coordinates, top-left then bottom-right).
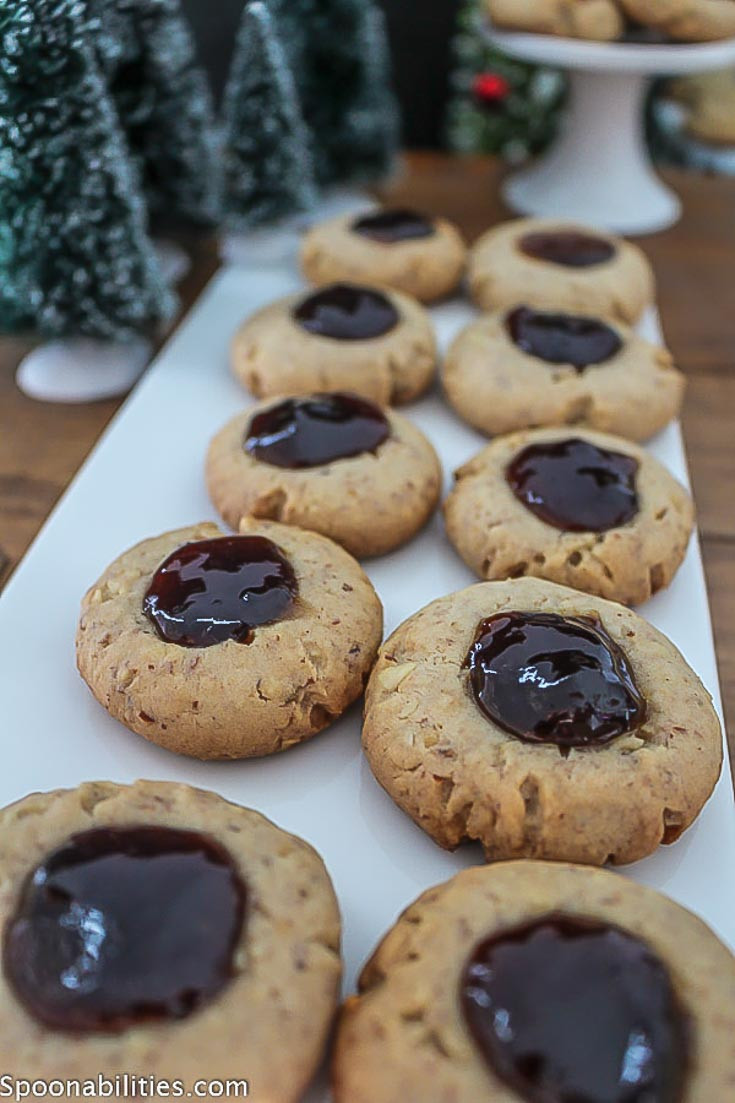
<box><xmin>220</xmin><ymin>189</ymin><xmax>377</xmax><ymax>268</ymax></box>
<box><xmin>154</xmin><ymin>239</ymin><xmax>191</xmax><ymax>284</ymax></box>
<box><xmin>485</xmin><ymin>26</ymin><xmax>735</xmax><ymax>235</ymax></box>
<box><xmin>220</xmin><ymin>218</ymin><xmax>305</xmax><ymax>267</ymax></box>
<box><xmin>16</xmin><ymin>337</ymin><xmax>151</xmax><ymax>404</ymax></box>
<box><xmin>300</xmin><ymin>187</ymin><xmax>378</xmax><ymax>225</ymax></box>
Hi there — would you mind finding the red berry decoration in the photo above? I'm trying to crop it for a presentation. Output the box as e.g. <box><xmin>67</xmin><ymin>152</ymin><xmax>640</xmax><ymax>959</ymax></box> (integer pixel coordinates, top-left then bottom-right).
<box><xmin>473</xmin><ymin>72</ymin><xmax>511</xmax><ymax>109</ymax></box>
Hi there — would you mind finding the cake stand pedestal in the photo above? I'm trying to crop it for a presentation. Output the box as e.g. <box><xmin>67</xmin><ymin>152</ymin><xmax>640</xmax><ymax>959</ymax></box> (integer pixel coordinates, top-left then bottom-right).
<box><xmin>485</xmin><ymin>27</ymin><xmax>735</xmax><ymax>234</ymax></box>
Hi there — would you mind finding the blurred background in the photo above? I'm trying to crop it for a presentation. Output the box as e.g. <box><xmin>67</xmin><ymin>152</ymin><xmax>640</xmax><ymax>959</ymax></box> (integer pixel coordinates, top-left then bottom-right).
<box><xmin>184</xmin><ymin>0</ymin><xmax>456</xmax><ymax>146</ymax></box>
<box><xmin>183</xmin><ymin>1</ymin><xmax>735</xmax><ymax>173</ymax></box>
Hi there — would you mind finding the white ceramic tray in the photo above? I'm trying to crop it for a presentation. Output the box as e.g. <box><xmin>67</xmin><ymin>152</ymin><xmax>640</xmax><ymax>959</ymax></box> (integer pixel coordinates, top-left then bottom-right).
<box><xmin>1</xmin><ymin>264</ymin><xmax>734</xmax><ymax>1097</ymax></box>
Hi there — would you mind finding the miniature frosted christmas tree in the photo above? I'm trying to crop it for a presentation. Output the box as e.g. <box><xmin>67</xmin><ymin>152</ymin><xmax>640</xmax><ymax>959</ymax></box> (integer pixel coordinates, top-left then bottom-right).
<box><xmin>270</xmin><ymin>0</ymin><xmax>400</xmax><ymax>189</ymax></box>
<box><xmin>87</xmin><ymin>0</ymin><xmax>139</xmax><ymax>74</ymax></box>
<box><xmin>94</xmin><ymin>0</ymin><xmax>221</xmax><ymax>230</ymax></box>
<box><xmin>222</xmin><ymin>0</ymin><xmax>316</xmax><ymax>231</ymax></box>
<box><xmin>0</xmin><ymin>0</ymin><xmax>174</xmax><ymax>399</ymax></box>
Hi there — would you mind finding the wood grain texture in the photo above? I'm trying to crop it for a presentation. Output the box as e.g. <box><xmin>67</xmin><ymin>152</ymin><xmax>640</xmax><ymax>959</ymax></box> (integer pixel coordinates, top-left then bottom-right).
<box><xmin>702</xmin><ymin>538</ymin><xmax>735</xmax><ymax>724</ymax></box>
<box><xmin>682</xmin><ymin>374</ymin><xmax>735</xmax><ymax>542</ymax></box>
<box><xmin>0</xmin><ymin>155</ymin><xmax>733</xmax><ymax>747</ymax></box>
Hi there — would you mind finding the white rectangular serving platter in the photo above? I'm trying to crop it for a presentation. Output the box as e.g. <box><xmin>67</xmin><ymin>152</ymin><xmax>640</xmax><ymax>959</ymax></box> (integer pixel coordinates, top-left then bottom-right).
<box><xmin>1</xmin><ymin>261</ymin><xmax>734</xmax><ymax>1100</ymax></box>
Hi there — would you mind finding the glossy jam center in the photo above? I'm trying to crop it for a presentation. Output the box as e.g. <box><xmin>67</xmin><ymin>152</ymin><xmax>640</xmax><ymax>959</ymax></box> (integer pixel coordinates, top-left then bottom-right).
<box><xmin>461</xmin><ymin>917</ymin><xmax>687</xmax><ymax>1103</ymax></box>
<box><xmin>4</xmin><ymin>826</ymin><xmax>245</xmax><ymax>1033</ymax></box>
<box><xmin>520</xmin><ymin>230</ymin><xmax>616</xmax><ymax>268</ymax></box>
<box><xmin>143</xmin><ymin>535</ymin><xmax>297</xmax><ymax>648</ymax></box>
<box><xmin>507</xmin><ymin>306</ymin><xmax>623</xmax><ymax>370</ymax></box>
<box><xmin>245</xmin><ymin>392</ymin><xmax>390</xmax><ymax>469</ymax></box>
<box><xmin>507</xmin><ymin>439</ymin><xmax>640</xmax><ymax>533</ymax></box>
<box><xmin>351</xmin><ymin>208</ymin><xmax>435</xmax><ymax>243</ymax></box>
<box><xmin>465</xmin><ymin>611</ymin><xmax>646</xmax><ymax>748</ymax></box>
<box><xmin>292</xmin><ymin>282</ymin><xmax>399</xmax><ymax>341</ymax></box>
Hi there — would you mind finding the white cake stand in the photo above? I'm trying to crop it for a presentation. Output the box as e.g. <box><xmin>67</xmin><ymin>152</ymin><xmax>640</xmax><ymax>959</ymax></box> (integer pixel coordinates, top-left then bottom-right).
<box><xmin>485</xmin><ymin>26</ymin><xmax>735</xmax><ymax>234</ymax></box>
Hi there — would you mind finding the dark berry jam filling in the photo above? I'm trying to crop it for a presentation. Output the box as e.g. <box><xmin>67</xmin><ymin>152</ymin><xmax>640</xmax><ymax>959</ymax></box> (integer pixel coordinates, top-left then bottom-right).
<box><xmin>143</xmin><ymin>535</ymin><xmax>297</xmax><ymax>648</ymax></box>
<box><xmin>507</xmin><ymin>306</ymin><xmax>623</xmax><ymax>370</ymax></box>
<box><xmin>461</xmin><ymin>916</ymin><xmax>687</xmax><ymax>1103</ymax></box>
<box><xmin>507</xmin><ymin>438</ymin><xmax>639</xmax><ymax>533</ymax></box>
<box><xmin>351</xmin><ymin>208</ymin><xmax>436</xmax><ymax>244</ymax></box>
<box><xmin>465</xmin><ymin>611</ymin><xmax>647</xmax><ymax>748</ymax></box>
<box><xmin>293</xmin><ymin>282</ymin><xmax>399</xmax><ymax>341</ymax></box>
<box><xmin>519</xmin><ymin>230</ymin><xmax>616</xmax><ymax>268</ymax></box>
<box><xmin>245</xmin><ymin>392</ymin><xmax>389</xmax><ymax>469</ymax></box>
<box><xmin>4</xmin><ymin>826</ymin><xmax>245</xmax><ymax>1033</ymax></box>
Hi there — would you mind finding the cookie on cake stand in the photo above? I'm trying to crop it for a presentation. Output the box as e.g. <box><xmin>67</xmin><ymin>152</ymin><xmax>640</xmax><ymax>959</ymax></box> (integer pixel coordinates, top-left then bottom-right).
<box><xmin>483</xmin><ymin>16</ymin><xmax>735</xmax><ymax>233</ymax></box>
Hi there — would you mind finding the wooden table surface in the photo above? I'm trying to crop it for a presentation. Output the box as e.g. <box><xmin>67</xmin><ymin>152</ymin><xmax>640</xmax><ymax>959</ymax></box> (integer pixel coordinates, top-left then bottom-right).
<box><xmin>1</xmin><ymin>153</ymin><xmax>733</xmax><ymax>749</ymax></box>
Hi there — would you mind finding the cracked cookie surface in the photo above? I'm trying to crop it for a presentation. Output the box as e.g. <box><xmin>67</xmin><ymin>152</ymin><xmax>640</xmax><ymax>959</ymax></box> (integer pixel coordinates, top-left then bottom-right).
<box><xmin>231</xmin><ymin>285</ymin><xmax>437</xmax><ymax>406</ymax></box>
<box><xmin>486</xmin><ymin>0</ymin><xmax>624</xmax><ymax>39</ymax></box>
<box><xmin>76</xmin><ymin>520</ymin><xmax>383</xmax><ymax>759</ymax></box>
<box><xmin>333</xmin><ymin>862</ymin><xmax>735</xmax><ymax>1103</ymax></box>
<box><xmin>468</xmin><ymin>218</ymin><xmax>654</xmax><ymax>324</ymax></box>
<box><xmin>442</xmin><ymin>308</ymin><xmax>684</xmax><ymax>440</ymax></box>
<box><xmin>0</xmin><ymin>780</ymin><xmax>341</xmax><ymax>1099</ymax></box>
<box><xmin>300</xmin><ymin>212</ymin><xmax>466</xmax><ymax>304</ymax></box>
<box><xmin>206</xmin><ymin>399</ymin><xmax>442</xmax><ymax>558</ymax></box>
<box><xmin>444</xmin><ymin>427</ymin><xmax>694</xmax><ymax>605</ymax></box>
<box><xmin>362</xmin><ymin>578</ymin><xmax>721</xmax><ymax>865</ymax></box>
